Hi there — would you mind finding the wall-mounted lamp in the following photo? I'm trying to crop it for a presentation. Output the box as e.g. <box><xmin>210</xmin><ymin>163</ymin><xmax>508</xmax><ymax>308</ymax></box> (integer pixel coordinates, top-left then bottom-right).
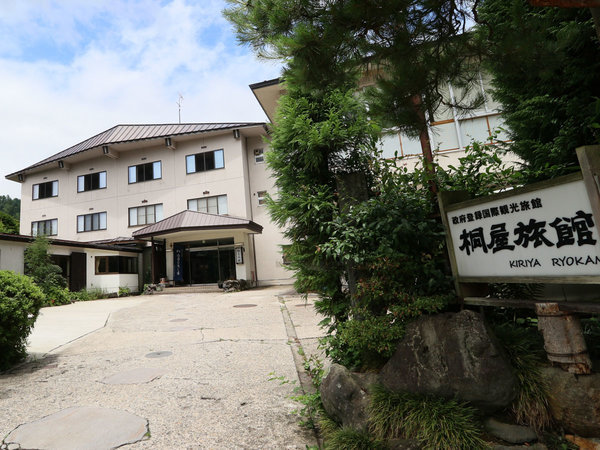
<box><xmin>58</xmin><ymin>160</ymin><xmax>65</xmax><ymax>169</ymax></box>
<box><xmin>141</xmin><ymin>199</ymin><xmax>148</xmax><ymax>204</ymax></box>
<box><xmin>203</xmin><ymin>190</ymin><xmax>210</xmax><ymax>195</ymax></box>
<box><xmin>17</xmin><ymin>174</ymin><xmax>24</xmax><ymax>182</ymax></box>
<box><xmin>102</xmin><ymin>145</ymin><xmax>109</xmax><ymax>154</ymax></box>
<box><xmin>233</xmin><ymin>129</ymin><xmax>240</xmax><ymax>139</ymax></box>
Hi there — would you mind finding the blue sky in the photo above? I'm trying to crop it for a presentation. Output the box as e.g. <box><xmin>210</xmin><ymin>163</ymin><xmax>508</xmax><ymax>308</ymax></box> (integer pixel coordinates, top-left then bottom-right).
<box><xmin>0</xmin><ymin>0</ymin><xmax>281</xmax><ymax>198</ymax></box>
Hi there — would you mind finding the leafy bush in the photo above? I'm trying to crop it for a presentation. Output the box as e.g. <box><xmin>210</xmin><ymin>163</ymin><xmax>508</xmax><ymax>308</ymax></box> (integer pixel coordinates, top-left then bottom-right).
<box><xmin>368</xmin><ymin>384</ymin><xmax>486</xmax><ymax>450</ymax></box>
<box><xmin>24</xmin><ymin>235</ymin><xmax>68</xmax><ymax>306</ymax></box>
<box><xmin>118</xmin><ymin>286</ymin><xmax>131</xmax><ymax>297</ymax></box>
<box><xmin>71</xmin><ymin>287</ymin><xmax>107</xmax><ymax>302</ymax></box>
<box><xmin>0</xmin><ymin>271</ymin><xmax>45</xmax><ymax>370</ymax></box>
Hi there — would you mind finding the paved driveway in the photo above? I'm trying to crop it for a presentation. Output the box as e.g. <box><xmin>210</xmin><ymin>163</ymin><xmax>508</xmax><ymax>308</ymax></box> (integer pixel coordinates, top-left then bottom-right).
<box><xmin>0</xmin><ymin>286</ymin><xmax>324</xmax><ymax>449</ymax></box>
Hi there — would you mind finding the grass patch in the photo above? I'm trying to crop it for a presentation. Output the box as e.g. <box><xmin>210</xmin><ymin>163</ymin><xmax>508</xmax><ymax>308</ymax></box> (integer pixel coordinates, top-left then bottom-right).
<box><xmin>324</xmin><ymin>427</ymin><xmax>385</xmax><ymax>450</ymax></box>
<box><xmin>368</xmin><ymin>384</ymin><xmax>486</xmax><ymax>450</ymax></box>
<box><xmin>493</xmin><ymin>323</ymin><xmax>552</xmax><ymax>431</ymax></box>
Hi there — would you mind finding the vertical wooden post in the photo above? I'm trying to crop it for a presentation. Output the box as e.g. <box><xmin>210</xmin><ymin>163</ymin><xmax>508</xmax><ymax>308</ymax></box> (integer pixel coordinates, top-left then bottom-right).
<box><xmin>536</xmin><ymin>302</ymin><xmax>592</xmax><ymax>374</ymax></box>
<box><xmin>576</xmin><ymin>145</ymin><xmax>600</xmax><ymax>230</ymax></box>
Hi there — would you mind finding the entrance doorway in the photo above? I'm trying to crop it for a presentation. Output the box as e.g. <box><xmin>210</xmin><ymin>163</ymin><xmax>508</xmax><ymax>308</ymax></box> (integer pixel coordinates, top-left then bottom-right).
<box><xmin>178</xmin><ymin>238</ymin><xmax>237</xmax><ymax>285</ymax></box>
<box><xmin>189</xmin><ymin>248</ymin><xmax>235</xmax><ymax>284</ymax></box>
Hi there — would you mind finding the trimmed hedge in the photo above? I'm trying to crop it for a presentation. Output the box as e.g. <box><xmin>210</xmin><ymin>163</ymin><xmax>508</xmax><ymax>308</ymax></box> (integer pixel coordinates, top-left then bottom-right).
<box><xmin>0</xmin><ymin>271</ymin><xmax>45</xmax><ymax>370</ymax></box>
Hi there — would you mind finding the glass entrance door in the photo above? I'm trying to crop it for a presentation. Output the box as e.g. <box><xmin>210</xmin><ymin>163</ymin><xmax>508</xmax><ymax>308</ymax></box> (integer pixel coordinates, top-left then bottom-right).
<box><xmin>189</xmin><ymin>248</ymin><xmax>235</xmax><ymax>284</ymax></box>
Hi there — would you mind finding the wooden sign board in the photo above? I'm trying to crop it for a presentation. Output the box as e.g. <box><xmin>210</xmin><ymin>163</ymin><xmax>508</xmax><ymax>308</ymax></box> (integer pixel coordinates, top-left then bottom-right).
<box><xmin>439</xmin><ymin>146</ymin><xmax>600</xmax><ymax>310</ymax></box>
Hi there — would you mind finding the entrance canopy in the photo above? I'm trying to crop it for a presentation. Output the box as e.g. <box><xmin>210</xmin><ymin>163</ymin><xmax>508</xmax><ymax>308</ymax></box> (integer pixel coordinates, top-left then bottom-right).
<box><xmin>131</xmin><ymin>210</ymin><xmax>263</xmax><ymax>239</ymax></box>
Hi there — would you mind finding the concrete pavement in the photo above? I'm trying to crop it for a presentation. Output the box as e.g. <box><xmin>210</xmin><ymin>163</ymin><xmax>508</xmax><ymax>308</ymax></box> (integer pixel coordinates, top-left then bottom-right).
<box><xmin>0</xmin><ymin>286</ymin><xmax>325</xmax><ymax>449</ymax></box>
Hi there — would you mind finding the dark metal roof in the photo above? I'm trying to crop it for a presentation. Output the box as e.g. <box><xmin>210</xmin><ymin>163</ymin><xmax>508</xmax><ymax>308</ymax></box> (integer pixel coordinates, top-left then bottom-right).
<box><xmin>249</xmin><ymin>77</ymin><xmax>282</xmax><ymax>90</ymax></box>
<box><xmin>7</xmin><ymin>122</ymin><xmax>265</xmax><ymax>178</ymax></box>
<box><xmin>0</xmin><ymin>233</ymin><xmax>142</xmax><ymax>253</ymax></box>
<box><xmin>132</xmin><ymin>210</ymin><xmax>263</xmax><ymax>238</ymax></box>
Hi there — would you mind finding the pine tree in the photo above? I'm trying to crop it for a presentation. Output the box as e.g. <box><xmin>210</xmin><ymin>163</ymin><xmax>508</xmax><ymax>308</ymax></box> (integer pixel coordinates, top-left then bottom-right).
<box><xmin>476</xmin><ymin>0</ymin><xmax>600</xmax><ymax>177</ymax></box>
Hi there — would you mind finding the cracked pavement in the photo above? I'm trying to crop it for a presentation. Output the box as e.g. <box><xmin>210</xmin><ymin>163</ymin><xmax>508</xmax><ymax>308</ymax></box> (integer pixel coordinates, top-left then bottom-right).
<box><xmin>0</xmin><ymin>286</ymin><xmax>324</xmax><ymax>449</ymax></box>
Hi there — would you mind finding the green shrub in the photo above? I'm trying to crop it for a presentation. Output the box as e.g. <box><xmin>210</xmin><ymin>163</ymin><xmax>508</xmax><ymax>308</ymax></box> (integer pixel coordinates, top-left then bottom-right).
<box><xmin>118</xmin><ymin>286</ymin><xmax>131</xmax><ymax>297</ymax></box>
<box><xmin>369</xmin><ymin>384</ymin><xmax>486</xmax><ymax>450</ymax></box>
<box><xmin>71</xmin><ymin>287</ymin><xmax>107</xmax><ymax>302</ymax></box>
<box><xmin>43</xmin><ymin>286</ymin><xmax>72</xmax><ymax>307</ymax></box>
<box><xmin>0</xmin><ymin>271</ymin><xmax>45</xmax><ymax>370</ymax></box>
<box><xmin>24</xmin><ymin>234</ymin><xmax>67</xmax><ymax>305</ymax></box>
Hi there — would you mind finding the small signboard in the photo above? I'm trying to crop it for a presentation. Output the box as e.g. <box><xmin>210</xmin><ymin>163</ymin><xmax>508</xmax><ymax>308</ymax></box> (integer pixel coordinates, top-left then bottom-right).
<box><xmin>445</xmin><ymin>174</ymin><xmax>600</xmax><ymax>281</ymax></box>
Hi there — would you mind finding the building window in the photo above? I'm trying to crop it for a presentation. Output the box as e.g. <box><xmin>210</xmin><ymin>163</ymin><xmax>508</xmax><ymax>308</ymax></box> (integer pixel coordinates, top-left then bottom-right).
<box><xmin>188</xmin><ymin>195</ymin><xmax>228</xmax><ymax>215</ymax></box>
<box><xmin>77</xmin><ymin>171</ymin><xmax>106</xmax><ymax>192</ymax></box>
<box><xmin>128</xmin><ymin>161</ymin><xmax>162</xmax><ymax>184</ymax></box>
<box><xmin>129</xmin><ymin>204</ymin><xmax>163</xmax><ymax>226</ymax></box>
<box><xmin>254</xmin><ymin>148</ymin><xmax>264</xmax><ymax>164</ymax></box>
<box><xmin>257</xmin><ymin>190</ymin><xmax>267</xmax><ymax>206</ymax></box>
<box><xmin>33</xmin><ymin>180</ymin><xmax>58</xmax><ymax>200</ymax></box>
<box><xmin>32</xmin><ymin>219</ymin><xmax>58</xmax><ymax>236</ymax></box>
<box><xmin>77</xmin><ymin>212</ymin><xmax>107</xmax><ymax>232</ymax></box>
<box><xmin>95</xmin><ymin>256</ymin><xmax>138</xmax><ymax>274</ymax></box>
<box><xmin>186</xmin><ymin>149</ymin><xmax>224</xmax><ymax>174</ymax></box>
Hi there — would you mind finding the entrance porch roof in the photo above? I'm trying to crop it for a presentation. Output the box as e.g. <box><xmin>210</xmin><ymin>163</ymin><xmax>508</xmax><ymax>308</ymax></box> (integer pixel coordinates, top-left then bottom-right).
<box><xmin>131</xmin><ymin>210</ymin><xmax>263</xmax><ymax>239</ymax></box>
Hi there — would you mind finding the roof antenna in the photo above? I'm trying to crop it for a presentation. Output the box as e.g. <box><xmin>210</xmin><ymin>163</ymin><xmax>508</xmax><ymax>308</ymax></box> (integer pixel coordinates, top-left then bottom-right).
<box><xmin>177</xmin><ymin>93</ymin><xmax>184</xmax><ymax>124</ymax></box>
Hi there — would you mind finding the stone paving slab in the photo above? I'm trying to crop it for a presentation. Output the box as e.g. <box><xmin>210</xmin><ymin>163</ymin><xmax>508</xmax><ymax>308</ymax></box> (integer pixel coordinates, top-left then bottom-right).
<box><xmin>0</xmin><ymin>286</ymin><xmax>325</xmax><ymax>449</ymax></box>
<box><xmin>3</xmin><ymin>406</ymin><xmax>148</xmax><ymax>450</ymax></box>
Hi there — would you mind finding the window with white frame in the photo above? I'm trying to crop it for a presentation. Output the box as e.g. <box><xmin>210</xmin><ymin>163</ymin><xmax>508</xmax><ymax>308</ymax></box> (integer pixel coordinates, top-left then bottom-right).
<box><xmin>185</xmin><ymin>149</ymin><xmax>224</xmax><ymax>174</ymax></box>
<box><xmin>32</xmin><ymin>219</ymin><xmax>58</xmax><ymax>236</ymax></box>
<box><xmin>187</xmin><ymin>195</ymin><xmax>228</xmax><ymax>215</ymax></box>
<box><xmin>32</xmin><ymin>180</ymin><xmax>58</xmax><ymax>200</ymax></box>
<box><xmin>254</xmin><ymin>148</ymin><xmax>264</xmax><ymax>164</ymax></box>
<box><xmin>128</xmin><ymin>161</ymin><xmax>162</xmax><ymax>184</ymax></box>
<box><xmin>77</xmin><ymin>171</ymin><xmax>106</xmax><ymax>192</ymax></box>
<box><xmin>77</xmin><ymin>212</ymin><xmax>107</xmax><ymax>232</ymax></box>
<box><xmin>257</xmin><ymin>190</ymin><xmax>267</xmax><ymax>206</ymax></box>
<box><xmin>129</xmin><ymin>204</ymin><xmax>163</xmax><ymax>226</ymax></box>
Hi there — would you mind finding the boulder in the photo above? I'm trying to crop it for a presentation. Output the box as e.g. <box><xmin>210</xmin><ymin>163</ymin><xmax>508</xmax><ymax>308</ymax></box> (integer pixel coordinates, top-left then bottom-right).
<box><xmin>319</xmin><ymin>364</ymin><xmax>379</xmax><ymax>430</ymax></box>
<box><xmin>380</xmin><ymin>310</ymin><xmax>517</xmax><ymax>413</ymax></box>
<box><xmin>540</xmin><ymin>366</ymin><xmax>600</xmax><ymax>437</ymax></box>
<box><xmin>484</xmin><ymin>418</ymin><xmax>538</xmax><ymax>444</ymax></box>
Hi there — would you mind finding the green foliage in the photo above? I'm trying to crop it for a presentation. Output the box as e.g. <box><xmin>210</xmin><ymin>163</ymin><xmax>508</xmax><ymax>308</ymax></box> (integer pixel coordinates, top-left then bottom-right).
<box><xmin>368</xmin><ymin>384</ymin><xmax>486</xmax><ymax>450</ymax></box>
<box><xmin>71</xmin><ymin>287</ymin><xmax>107</xmax><ymax>302</ymax></box>
<box><xmin>24</xmin><ymin>235</ymin><xmax>69</xmax><ymax>306</ymax></box>
<box><xmin>476</xmin><ymin>0</ymin><xmax>600</xmax><ymax>178</ymax></box>
<box><xmin>0</xmin><ymin>211</ymin><xmax>19</xmax><ymax>234</ymax></box>
<box><xmin>323</xmin><ymin>428</ymin><xmax>385</xmax><ymax>450</ymax></box>
<box><xmin>0</xmin><ymin>270</ymin><xmax>45</xmax><ymax>370</ymax></box>
<box><xmin>225</xmin><ymin>0</ymin><xmax>484</xmax><ymax>136</ymax></box>
<box><xmin>0</xmin><ymin>195</ymin><xmax>20</xmax><ymax>220</ymax></box>
<box><xmin>493</xmin><ymin>324</ymin><xmax>552</xmax><ymax>431</ymax></box>
<box><xmin>325</xmin><ymin>296</ymin><xmax>447</xmax><ymax>370</ymax></box>
<box><xmin>118</xmin><ymin>286</ymin><xmax>131</xmax><ymax>297</ymax></box>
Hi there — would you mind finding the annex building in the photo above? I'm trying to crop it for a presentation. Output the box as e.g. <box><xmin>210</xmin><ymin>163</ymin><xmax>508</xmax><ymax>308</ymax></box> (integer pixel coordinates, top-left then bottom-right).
<box><xmin>5</xmin><ymin>122</ymin><xmax>292</xmax><ymax>293</ymax></box>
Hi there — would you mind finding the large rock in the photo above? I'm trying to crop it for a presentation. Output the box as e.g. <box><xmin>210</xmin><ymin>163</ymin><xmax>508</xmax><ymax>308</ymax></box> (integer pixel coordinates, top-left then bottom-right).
<box><xmin>540</xmin><ymin>366</ymin><xmax>600</xmax><ymax>437</ymax></box>
<box><xmin>380</xmin><ymin>310</ymin><xmax>517</xmax><ymax>413</ymax></box>
<box><xmin>319</xmin><ymin>364</ymin><xmax>379</xmax><ymax>430</ymax></box>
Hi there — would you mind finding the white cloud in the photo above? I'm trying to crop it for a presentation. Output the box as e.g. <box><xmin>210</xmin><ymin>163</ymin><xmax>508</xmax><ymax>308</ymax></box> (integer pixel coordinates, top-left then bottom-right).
<box><xmin>0</xmin><ymin>0</ymin><xmax>281</xmax><ymax>198</ymax></box>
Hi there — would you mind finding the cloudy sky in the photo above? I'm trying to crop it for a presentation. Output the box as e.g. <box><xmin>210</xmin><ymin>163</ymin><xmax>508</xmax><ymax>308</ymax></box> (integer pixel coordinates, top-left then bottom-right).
<box><xmin>0</xmin><ymin>0</ymin><xmax>281</xmax><ymax>198</ymax></box>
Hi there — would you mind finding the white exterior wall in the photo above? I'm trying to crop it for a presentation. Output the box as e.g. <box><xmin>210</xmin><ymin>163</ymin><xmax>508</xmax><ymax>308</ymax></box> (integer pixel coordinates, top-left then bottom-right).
<box><xmin>16</xmin><ymin>127</ymin><xmax>291</xmax><ymax>286</ymax></box>
<box><xmin>245</xmin><ymin>136</ymin><xmax>293</xmax><ymax>285</ymax></box>
<box><xmin>20</xmin><ymin>134</ymin><xmax>251</xmax><ymax>240</ymax></box>
<box><xmin>0</xmin><ymin>241</ymin><xmax>27</xmax><ymax>273</ymax></box>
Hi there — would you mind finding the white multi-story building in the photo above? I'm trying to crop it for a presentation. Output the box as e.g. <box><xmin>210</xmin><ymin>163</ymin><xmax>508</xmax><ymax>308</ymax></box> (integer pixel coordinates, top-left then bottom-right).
<box><xmin>6</xmin><ymin>122</ymin><xmax>292</xmax><ymax>292</ymax></box>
